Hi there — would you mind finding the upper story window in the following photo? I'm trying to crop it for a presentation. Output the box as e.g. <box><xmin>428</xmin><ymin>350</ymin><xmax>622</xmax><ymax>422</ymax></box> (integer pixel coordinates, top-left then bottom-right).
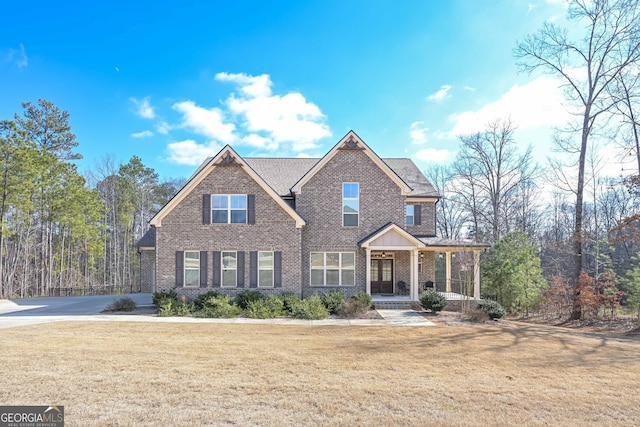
<box><xmin>406</xmin><ymin>205</ymin><xmax>414</xmax><ymax>225</ymax></box>
<box><xmin>342</xmin><ymin>183</ymin><xmax>359</xmax><ymax>227</ymax></box>
<box><xmin>406</xmin><ymin>204</ymin><xmax>422</xmax><ymax>226</ymax></box>
<box><xmin>212</xmin><ymin>194</ymin><xmax>247</xmax><ymax>224</ymax></box>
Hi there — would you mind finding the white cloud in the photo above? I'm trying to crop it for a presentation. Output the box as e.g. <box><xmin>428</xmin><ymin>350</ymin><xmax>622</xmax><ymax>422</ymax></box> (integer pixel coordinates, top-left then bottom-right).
<box><xmin>166</xmin><ymin>140</ymin><xmax>223</xmax><ymax>166</ymax></box>
<box><xmin>427</xmin><ymin>85</ymin><xmax>452</xmax><ymax>102</ymax></box>
<box><xmin>131</xmin><ymin>130</ymin><xmax>153</xmax><ymax>138</ymax></box>
<box><xmin>463</xmin><ymin>86</ymin><xmax>476</xmax><ymax>92</ymax></box>
<box><xmin>449</xmin><ymin>76</ymin><xmax>571</xmax><ymax>136</ymax></box>
<box><xmin>415</xmin><ymin>148</ymin><xmax>456</xmax><ymax>163</ymax></box>
<box><xmin>5</xmin><ymin>44</ymin><xmax>28</xmax><ymax>68</ymax></box>
<box><xmin>156</xmin><ymin>121</ymin><xmax>172</xmax><ymax>134</ymax></box>
<box><xmin>409</xmin><ymin>121</ymin><xmax>428</xmax><ymax>145</ymax></box>
<box><xmin>130</xmin><ymin>97</ymin><xmax>156</xmax><ymax>119</ymax></box>
<box><xmin>218</xmin><ymin>72</ymin><xmax>331</xmax><ymax>152</ymax></box>
<box><xmin>172</xmin><ymin>100</ymin><xmax>236</xmax><ymax>143</ymax></box>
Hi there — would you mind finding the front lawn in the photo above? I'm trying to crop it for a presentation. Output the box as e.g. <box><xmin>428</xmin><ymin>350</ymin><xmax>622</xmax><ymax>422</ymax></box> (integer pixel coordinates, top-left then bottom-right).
<box><xmin>1</xmin><ymin>321</ymin><xmax>638</xmax><ymax>425</ymax></box>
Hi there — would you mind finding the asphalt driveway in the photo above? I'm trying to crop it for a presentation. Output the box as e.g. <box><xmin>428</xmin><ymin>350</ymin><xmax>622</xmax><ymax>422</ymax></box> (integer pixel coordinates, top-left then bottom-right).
<box><xmin>0</xmin><ymin>293</ymin><xmax>153</xmax><ymax>329</ymax></box>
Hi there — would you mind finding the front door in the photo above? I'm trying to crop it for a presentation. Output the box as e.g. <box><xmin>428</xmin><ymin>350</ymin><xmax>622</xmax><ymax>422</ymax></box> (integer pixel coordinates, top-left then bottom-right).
<box><xmin>371</xmin><ymin>259</ymin><xmax>394</xmax><ymax>294</ymax></box>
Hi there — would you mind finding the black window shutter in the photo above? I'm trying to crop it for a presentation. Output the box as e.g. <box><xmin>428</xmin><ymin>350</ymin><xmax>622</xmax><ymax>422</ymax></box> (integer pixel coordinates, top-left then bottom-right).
<box><xmin>212</xmin><ymin>251</ymin><xmax>221</xmax><ymax>287</ymax></box>
<box><xmin>247</xmin><ymin>194</ymin><xmax>255</xmax><ymax>224</ymax></box>
<box><xmin>249</xmin><ymin>251</ymin><xmax>258</xmax><ymax>288</ymax></box>
<box><xmin>414</xmin><ymin>205</ymin><xmax>422</xmax><ymax>226</ymax></box>
<box><xmin>199</xmin><ymin>251</ymin><xmax>208</xmax><ymax>288</ymax></box>
<box><xmin>274</xmin><ymin>251</ymin><xmax>282</xmax><ymax>288</ymax></box>
<box><xmin>237</xmin><ymin>251</ymin><xmax>245</xmax><ymax>288</ymax></box>
<box><xmin>203</xmin><ymin>194</ymin><xmax>211</xmax><ymax>224</ymax></box>
<box><xmin>175</xmin><ymin>251</ymin><xmax>184</xmax><ymax>287</ymax></box>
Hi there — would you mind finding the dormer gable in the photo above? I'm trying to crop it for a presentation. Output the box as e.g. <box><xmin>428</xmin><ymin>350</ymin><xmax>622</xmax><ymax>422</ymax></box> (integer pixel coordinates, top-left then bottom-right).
<box><xmin>149</xmin><ymin>145</ymin><xmax>306</xmax><ymax>228</ymax></box>
<box><xmin>290</xmin><ymin>131</ymin><xmax>412</xmax><ymax>195</ymax></box>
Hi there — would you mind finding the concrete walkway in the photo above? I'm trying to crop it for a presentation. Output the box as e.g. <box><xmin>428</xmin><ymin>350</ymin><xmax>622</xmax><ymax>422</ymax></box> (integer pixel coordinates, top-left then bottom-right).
<box><xmin>0</xmin><ymin>294</ymin><xmax>436</xmax><ymax>330</ymax></box>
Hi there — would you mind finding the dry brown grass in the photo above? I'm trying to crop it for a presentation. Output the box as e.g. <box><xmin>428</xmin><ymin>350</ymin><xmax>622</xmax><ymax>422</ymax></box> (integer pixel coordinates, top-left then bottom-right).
<box><xmin>1</xmin><ymin>320</ymin><xmax>639</xmax><ymax>426</ymax></box>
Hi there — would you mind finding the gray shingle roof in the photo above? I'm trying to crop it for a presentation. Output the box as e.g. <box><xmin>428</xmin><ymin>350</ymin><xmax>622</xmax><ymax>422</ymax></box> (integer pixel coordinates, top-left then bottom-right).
<box><xmin>136</xmin><ymin>227</ymin><xmax>156</xmax><ymax>248</ymax></box>
<box><xmin>243</xmin><ymin>157</ymin><xmax>439</xmax><ymax>197</ymax></box>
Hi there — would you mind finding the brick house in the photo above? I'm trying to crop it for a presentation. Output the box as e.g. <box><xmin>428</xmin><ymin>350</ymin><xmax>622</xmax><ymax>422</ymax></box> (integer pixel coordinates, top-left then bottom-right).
<box><xmin>138</xmin><ymin>131</ymin><xmax>487</xmax><ymax>302</ymax></box>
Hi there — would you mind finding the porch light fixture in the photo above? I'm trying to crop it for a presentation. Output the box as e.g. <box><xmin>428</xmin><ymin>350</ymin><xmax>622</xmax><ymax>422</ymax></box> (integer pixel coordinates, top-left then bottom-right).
<box><xmin>381</xmin><ymin>252</ymin><xmax>386</xmax><ymax>258</ymax></box>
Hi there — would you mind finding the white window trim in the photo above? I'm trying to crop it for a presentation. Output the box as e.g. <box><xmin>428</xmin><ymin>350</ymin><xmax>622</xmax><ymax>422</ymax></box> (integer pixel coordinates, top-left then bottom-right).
<box><xmin>342</xmin><ymin>182</ymin><xmax>359</xmax><ymax>227</ymax></box>
<box><xmin>221</xmin><ymin>250</ymin><xmax>237</xmax><ymax>288</ymax></box>
<box><xmin>258</xmin><ymin>251</ymin><xmax>274</xmax><ymax>288</ymax></box>
<box><xmin>184</xmin><ymin>251</ymin><xmax>200</xmax><ymax>288</ymax></box>
<box><xmin>310</xmin><ymin>252</ymin><xmax>356</xmax><ymax>286</ymax></box>
<box><xmin>212</xmin><ymin>194</ymin><xmax>247</xmax><ymax>224</ymax></box>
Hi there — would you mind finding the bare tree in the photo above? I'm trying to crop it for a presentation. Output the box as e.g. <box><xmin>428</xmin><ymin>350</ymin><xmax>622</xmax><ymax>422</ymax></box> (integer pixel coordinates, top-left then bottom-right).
<box><xmin>452</xmin><ymin>117</ymin><xmax>537</xmax><ymax>244</ymax></box>
<box><xmin>424</xmin><ymin>164</ymin><xmax>468</xmax><ymax>240</ymax></box>
<box><xmin>515</xmin><ymin>0</ymin><xmax>640</xmax><ymax>318</ymax></box>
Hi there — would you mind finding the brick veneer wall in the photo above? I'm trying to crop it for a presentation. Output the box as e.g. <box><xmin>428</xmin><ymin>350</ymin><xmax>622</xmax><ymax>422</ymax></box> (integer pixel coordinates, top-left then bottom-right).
<box><xmin>296</xmin><ymin>148</ymin><xmax>409</xmax><ymax>298</ymax></box>
<box><xmin>156</xmin><ymin>163</ymin><xmax>302</xmax><ymax>298</ymax></box>
<box><xmin>405</xmin><ymin>201</ymin><xmax>436</xmax><ymax>236</ymax></box>
<box><xmin>139</xmin><ymin>249</ymin><xmax>155</xmax><ymax>293</ymax></box>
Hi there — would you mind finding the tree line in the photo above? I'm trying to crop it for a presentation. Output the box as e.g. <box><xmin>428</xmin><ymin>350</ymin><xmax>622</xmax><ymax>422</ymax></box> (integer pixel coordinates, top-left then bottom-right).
<box><xmin>0</xmin><ymin>100</ymin><xmax>181</xmax><ymax>298</ymax></box>
<box><xmin>432</xmin><ymin>0</ymin><xmax>640</xmax><ymax>320</ymax></box>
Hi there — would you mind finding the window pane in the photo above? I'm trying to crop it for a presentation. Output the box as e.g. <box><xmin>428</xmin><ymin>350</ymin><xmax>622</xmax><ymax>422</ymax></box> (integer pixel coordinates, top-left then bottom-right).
<box><xmin>406</xmin><ymin>205</ymin><xmax>414</xmax><ymax>216</ymax></box>
<box><xmin>222</xmin><ymin>252</ymin><xmax>236</xmax><ymax>268</ymax></box>
<box><xmin>230</xmin><ymin>210</ymin><xmax>246</xmax><ymax>224</ymax></box>
<box><xmin>213</xmin><ymin>210</ymin><xmax>228</xmax><ymax>224</ymax></box>
<box><xmin>184</xmin><ymin>251</ymin><xmax>200</xmax><ymax>268</ymax></box>
<box><xmin>406</xmin><ymin>216</ymin><xmax>414</xmax><ymax>226</ymax></box>
<box><xmin>343</xmin><ymin>183</ymin><xmax>358</xmax><ymax>199</ymax></box>
<box><xmin>341</xmin><ymin>253</ymin><xmax>354</xmax><ymax>268</ymax></box>
<box><xmin>259</xmin><ymin>252</ymin><xmax>273</xmax><ymax>269</ymax></box>
<box><xmin>341</xmin><ymin>270</ymin><xmax>354</xmax><ymax>286</ymax></box>
<box><xmin>326</xmin><ymin>253</ymin><xmax>339</xmax><ymax>268</ymax></box>
<box><xmin>311</xmin><ymin>269</ymin><xmax>324</xmax><ymax>286</ymax></box>
<box><xmin>310</xmin><ymin>253</ymin><xmax>324</xmax><ymax>268</ymax></box>
<box><xmin>230</xmin><ymin>195</ymin><xmax>246</xmax><ymax>209</ymax></box>
<box><xmin>326</xmin><ymin>269</ymin><xmax>339</xmax><ymax>285</ymax></box>
<box><xmin>222</xmin><ymin>270</ymin><xmax>236</xmax><ymax>287</ymax></box>
<box><xmin>259</xmin><ymin>270</ymin><xmax>273</xmax><ymax>287</ymax></box>
<box><xmin>344</xmin><ymin>214</ymin><xmax>358</xmax><ymax>227</ymax></box>
<box><xmin>185</xmin><ymin>269</ymin><xmax>199</xmax><ymax>287</ymax></box>
<box><xmin>343</xmin><ymin>199</ymin><xmax>359</xmax><ymax>214</ymax></box>
<box><xmin>212</xmin><ymin>195</ymin><xmax>228</xmax><ymax>209</ymax></box>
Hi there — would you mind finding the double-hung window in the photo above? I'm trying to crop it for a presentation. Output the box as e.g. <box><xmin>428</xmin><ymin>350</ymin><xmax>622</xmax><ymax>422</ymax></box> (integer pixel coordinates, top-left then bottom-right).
<box><xmin>406</xmin><ymin>205</ymin><xmax>414</xmax><ymax>225</ymax></box>
<box><xmin>342</xmin><ymin>183</ymin><xmax>359</xmax><ymax>227</ymax></box>
<box><xmin>310</xmin><ymin>252</ymin><xmax>355</xmax><ymax>286</ymax></box>
<box><xmin>184</xmin><ymin>251</ymin><xmax>200</xmax><ymax>287</ymax></box>
<box><xmin>212</xmin><ymin>195</ymin><xmax>247</xmax><ymax>224</ymax></box>
<box><xmin>221</xmin><ymin>251</ymin><xmax>237</xmax><ymax>287</ymax></box>
<box><xmin>258</xmin><ymin>251</ymin><xmax>274</xmax><ymax>288</ymax></box>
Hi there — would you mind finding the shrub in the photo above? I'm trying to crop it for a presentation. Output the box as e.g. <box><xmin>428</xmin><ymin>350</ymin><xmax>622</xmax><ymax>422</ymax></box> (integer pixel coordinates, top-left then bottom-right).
<box><xmin>234</xmin><ymin>290</ymin><xmax>263</xmax><ymax>309</ymax></box>
<box><xmin>245</xmin><ymin>295</ymin><xmax>285</xmax><ymax>319</ymax></box>
<box><xmin>279</xmin><ymin>292</ymin><xmax>301</xmax><ymax>315</ymax></box>
<box><xmin>322</xmin><ymin>290</ymin><xmax>345</xmax><ymax>314</ymax></box>
<box><xmin>157</xmin><ymin>298</ymin><xmax>193</xmax><ymax>316</ymax></box>
<box><xmin>105</xmin><ymin>297</ymin><xmax>137</xmax><ymax>312</ymax></box>
<box><xmin>338</xmin><ymin>298</ymin><xmax>369</xmax><ymax>318</ymax></box>
<box><xmin>291</xmin><ymin>295</ymin><xmax>329</xmax><ymax>320</ymax></box>
<box><xmin>419</xmin><ymin>290</ymin><xmax>447</xmax><ymax>313</ymax></box>
<box><xmin>152</xmin><ymin>289</ymin><xmax>178</xmax><ymax>306</ymax></box>
<box><xmin>195</xmin><ymin>295</ymin><xmax>241</xmax><ymax>318</ymax></box>
<box><xmin>350</xmin><ymin>292</ymin><xmax>372</xmax><ymax>309</ymax></box>
<box><xmin>193</xmin><ymin>290</ymin><xmax>222</xmax><ymax>310</ymax></box>
<box><xmin>477</xmin><ymin>299</ymin><xmax>506</xmax><ymax>319</ymax></box>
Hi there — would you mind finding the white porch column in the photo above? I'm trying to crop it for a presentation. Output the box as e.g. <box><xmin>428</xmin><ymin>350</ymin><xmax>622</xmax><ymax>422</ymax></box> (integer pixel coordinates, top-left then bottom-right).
<box><xmin>412</xmin><ymin>249</ymin><xmax>420</xmax><ymax>301</ymax></box>
<box><xmin>474</xmin><ymin>250</ymin><xmax>481</xmax><ymax>300</ymax></box>
<box><xmin>365</xmin><ymin>248</ymin><xmax>371</xmax><ymax>296</ymax></box>
<box><xmin>445</xmin><ymin>251</ymin><xmax>452</xmax><ymax>293</ymax></box>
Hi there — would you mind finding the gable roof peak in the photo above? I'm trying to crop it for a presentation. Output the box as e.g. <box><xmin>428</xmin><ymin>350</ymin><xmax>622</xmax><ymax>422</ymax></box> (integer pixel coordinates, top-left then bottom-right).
<box><xmin>291</xmin><ymin>130</ymin><xmax>412</xmax><ymax>195</ymax></box>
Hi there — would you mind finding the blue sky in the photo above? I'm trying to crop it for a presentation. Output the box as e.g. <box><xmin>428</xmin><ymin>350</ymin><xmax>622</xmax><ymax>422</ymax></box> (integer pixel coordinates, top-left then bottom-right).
<box><xmin>2</xmin><ymin>0</ymin><xmax>613</xmax><ymax>181</ymax></box>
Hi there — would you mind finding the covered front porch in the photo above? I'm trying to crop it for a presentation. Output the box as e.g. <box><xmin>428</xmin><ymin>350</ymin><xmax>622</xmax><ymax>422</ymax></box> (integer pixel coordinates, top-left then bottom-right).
<box><xmin>359</xmin><ymin>224</ymin><xmax>489</xmax><ymax>302</ymax></box>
